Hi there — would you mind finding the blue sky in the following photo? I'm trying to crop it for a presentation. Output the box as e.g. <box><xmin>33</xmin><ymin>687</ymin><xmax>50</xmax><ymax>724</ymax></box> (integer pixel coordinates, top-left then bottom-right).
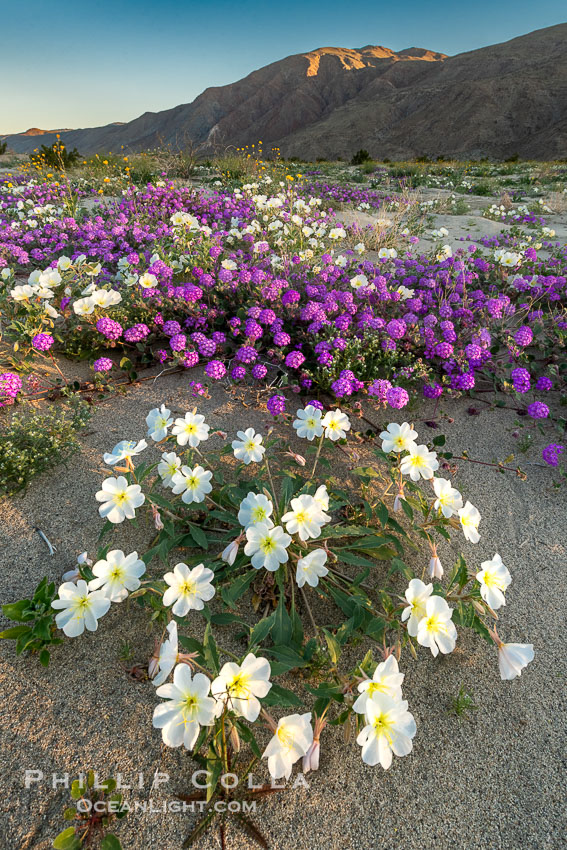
<box><xmin>1</xmin><ymin>0</ymin><xmax>565</xmax><ymax>134</ymax></box>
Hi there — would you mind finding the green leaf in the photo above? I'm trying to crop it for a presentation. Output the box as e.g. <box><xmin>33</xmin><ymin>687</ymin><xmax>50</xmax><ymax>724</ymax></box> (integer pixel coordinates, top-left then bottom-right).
<box><xmin>272</xmin><ymin>595</ymin><xmax>292</xmax><ymax>646</ymax></box>
<box><xmin>0</xmin><ymin>625</ymin><xmax>30</xmax><ymax>639</ymax></box>
<box><xmin>322</xmin><ymin>628</ymin><xmax>341</xmax><ymax>664</ymax></box>
<box><xmin>209</xmin><ymin>613</ymin><xmax>245</xmax><ymax>626</ymax></box>
<box><xmin>70</xmin><ymin>780</ymin><xmax>86</xmax><ymax>800</ymax></box>
<box><xmin>262</xmin><ymin>682</ymin><xmax>304</xmax><ymax>708</ymax></box>
<box><xmin>221</xmin><ymin>571</ymin><xmax>256</xmax><ymax>609</ymax></box>
<box><xmin>432</xmin><ymin>434</ymin><xmax>446</xmax><ymax>447</ymax></box>
<box><xmin>101</xmin><ymin>836</ymin><xmax>122</xmax><ymax>850</ymax></box>
<box><xmin>187</xmin><ymin>524</ymin><xmax>208</xmax><ymax>550</ymax></box>
<box><xmin>376</xmin><ymin>501</ymin><xmax>389</xmax><ymax>527</ymax></box>
<box><xmin>401</xmin><ymin>499</ymin><xmax>414</xmax><ymax>521</ymax></box>
<box><xmin>52</xmin><ymin>827</ymin><xmax>81</xmax><ymax>849</ymax></box>
<box><xmin>39</xmin><ymin>648</ymin><xmax>51</xmax><ymax>667</ymax></box>
<box><xmin>2</xmin><ymin>600</ymin><xmax>32</xmax><ymax>622</ymax></box>
<box><xmin>338</xmin><ymin>550</ymin><xmax>375</xmax><ymax>568</ymax></box>
<box><xmin>203</xmin><ymin>623</ymin><xmax>219</xmax><ymax>674</ymax></box>
<box><xmin>263</xmin><ymin>646</ymin><xmax>308</xmax><ymax>674</ymax></box>
<box><xmin>248</xmin><ymin>614</ymin><xmax>275</xmax><ymax>648</ymax></box>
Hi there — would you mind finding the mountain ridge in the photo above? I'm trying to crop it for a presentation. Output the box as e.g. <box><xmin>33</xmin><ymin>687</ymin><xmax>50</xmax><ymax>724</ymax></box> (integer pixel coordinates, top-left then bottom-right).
<box><xmin>3</xmin><ymin>24</ymin><xmax>567</xmax><ymax>159</ymax></box>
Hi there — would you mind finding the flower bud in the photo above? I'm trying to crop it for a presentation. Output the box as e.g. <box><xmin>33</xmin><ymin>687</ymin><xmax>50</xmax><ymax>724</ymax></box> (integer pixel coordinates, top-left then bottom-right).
<box><xmin>221</xmin><ymin>539</ymin><xmax>239</xmax><ymax>565</ymax></box>
<box><xmin>302</xmin><ymin>739</ymin><xmax>320</xmax><ymax>773</ymax></box>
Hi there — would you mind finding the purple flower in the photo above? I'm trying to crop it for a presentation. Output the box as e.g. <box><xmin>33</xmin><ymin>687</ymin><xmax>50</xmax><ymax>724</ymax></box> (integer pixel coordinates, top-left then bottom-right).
<box><xmin>205</xmin><ymin>360</ymin><xmax>226</xmax><ymax>380</ymax></box>
<box><xmin>251</xmin><ymin>364</ymin><xmax>268</xmax><ymax>380</ymax></box>
<box><xmin>273</xmin><ymin>332</ymin><xmax>291</xmax><ymax>347</ymax></box>
<box><xmin>181</xmin><ymin>350</ymin><xmax>199</xmax><ymax>368</ymax></box>
<box><xmin>267</xmin><ymin>394</ymin><xmax>286</xmax><ymax>416</ymax></box>
<box><xmin>542</xmin><ymin>443</ymin><xmax>564</xmax><ymax>467</ymax></box>
<box><xmin>236</xmin><ymin>345</ymin><xmax>257</xmax><ymax>364</ymax></box>
<box><xmin>386</xmin><ymin>387</ymin><xmax>409</xmax><ymax>409</ymax></box>
<box><xmin>123</xmin><ymin>323</ymin><xmax>150</xmax><ymax>343</ymax></box>
<box><xmin>285</xmin><ymin>351</ymin><xmax>306</xmax><ymax>369</ymax></box>
<box><xmin>169</xmin><ymin>333</ymin><xmax>187</xmax><ymax>352</ymax></box>
<box><xmin>306</xmin><ymin>399</ymin><xmax>324</xmax><ymax>411</ymax></box>
<box><xmin>526</xmin><ymin>401</ymin><xmax>549</xmax><ymax>419</ymax></box>
<box><xmin>96</xmin><ymin>318</ymin><xmax>123</xmax><ymax>340</ymax></box>
<box><xmin>511</xmin><ymin>367</ymin><xmax>531</xmax><ymax>394</ymax></box>
<box><xmin>31</xmin><ymin>333</ymin><xmax>54</xmax><ymax>351</ymax></box>
<box><xmin>514</xmin><ymin>326</ymin><xmax>533</xmax><ymax>347</ymax></box>
<box><xmin>231</xmin><ymin>365</ymin><xmax>246</xmax><ymax>381</ymax></box>
<box><xmin>535</xmin><ymin>376</ymin><xmax>553</xmax><ymax>392</ymax></box>
<box><xmin>423</xmin><ymin>382</ymin><xmax>443</xmax><ymax>399</ymax></box>
<box><xmin>93</xmin><ymin>357</ymin><xmax>113</xmax><ymax>373</ymax></box>
<box><xmin>0</xmin><ymin>371</ymin><xmax>23</xmax><ymax>406</ymax></box>
<box><xmin>368</xmin><ymin>379</ymin><xmax>392</xmax><ymax>400</ymax></box>
<box><xmin>162</xmin><ymin>320</ymin><xmax>182</xmax><ymax>337</ymax></box>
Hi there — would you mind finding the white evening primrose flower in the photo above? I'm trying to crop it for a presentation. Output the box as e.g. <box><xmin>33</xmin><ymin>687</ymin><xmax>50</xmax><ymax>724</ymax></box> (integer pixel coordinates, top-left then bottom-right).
<box><xmin>238</xmin><ymin>492</ymin><xmax>274</xmax><ymax>530</ymax></box>
<box><xmin>221</xmin><ymin>259</ymin><xmax>237</xmax><ymax>270</ymax></box>
<box><xmin>152</xmin><ymin>621</ymin><xmax>179</xmax><ymax>686</ymax></box>
<box><xmin>400</xmin><ymin>444</ymin><xmax>439</xmax><ymax>481</ymax></box>
<box><xmin>139</xmin><ymin>272</ymin><xmax>158</xmax><ymax>289</ymax></box>
<box><xmin>353</xmin><ymin>656</ymin><xmax>405</xmax><ymax>714</ymax></box>
<box><xmin>103</xmin><ymin>439</ymin><xmax>147</xmax><ymax>466</ymax></box>
<box><xmin>88</xmin><ymin>549</ymin><xmax>146</xmax><ymax>602</ymax></box>
<box><xmin>281</xmin><ymin>493</ymin><xmax>330</xmax><ymax>541</ymax></box>
<box><xmin>262</xmin><ymin>713</ymin><xmax>313</xmax><ymax>779</ymax></box>
<box><xmin>356</xmin><ymin>693</ymin><xmax>416</xmax><ymax>769</ymax></box>
<box><xmin>153</xmin><ymin>663</ymin><xmax>216</xmax><ymax>749</ymax></box>
<box><xmin>244</xmin><ymin>522</ymin><xmax>291</xmax><ymax>571</ymax></box>
<box><xmin>171</xmin><ymin>465</ymin><xmax>213</xmax><ymax>504</ymax></box>
<box><xmin>436</xmin><ymin>244</ymin><xmax>453</xmax><ymax>262</ymax></box>
<box><xmin>72</xmin><ymin>296</ymin><xmax>95</xmax><ymax>315</ymax></box>
<box><xmin>296</xmin><ymin>549</ymin><xmax>328</xmax><ymax>588</ymax></box>
<box><xmin>476</xmin><ymin>553</ymin><xmax>511</xmax><ymax>610</ymax></box>
<box><xmin>458</xmin><ymin>501</ymin><xmax>481</xmax><ymax>543</ymax></box>
<box><xmin>328</xmin><ymin>227</ymin><xmax>346</xmax><ymax>240</ymax></box>
<box><xmin>211</xmin><ymin>653</ymin><xmax>272</xmax><ymax>721</ymax></box>
<box><xmin>313</xmin><ymin>484</ymin><xmax>329</xmax><ymax>512</ymax></box>
<box><xmin>379</xmin><ymin>422</ymin><xmax>418</xmax><ymax>454</ymax></box>
<box><xmin>51</xmin><ymin>580</ymin><xmax>110</xmax><ymax>637</ymax></box>
<box><xmin>172</xmin><ymin>412</ymin><xmax>210</xmax><ymax>448</ymax></box>
<box><xmin>401</xmin><ymin>579</ymin><xmax>433</xmax><ymax>637</ymax></box>
<box><xmin>232</xmin><ymin>428</ymin><xmax>265</xmax><ymax>464</ymax></box>
<box><xmin>432</xmin><ymin>477</ymin><xmax>463</xmax><ymax>518</ymax></box>
<box><xmin>158</xmin><ymin>451</ymin><xmax>182</xmax><ymax>487</ymax></box>
<box><xmin>95</xmin><ymin>476</ymin><xmax>145</xmax><ymax>524</ymax></box>
<box><xmin>221</xmin><ymin>539</ymin><xmax>240</xmax><ymax>565</ymax></box>
<box><xmin>321</xmin><ymin>408</ymin><xmax>351</xmax><ymax>441</ymax></box>
<box><xmin>497</xmin><ymin>641</ymin><xmax>534</xmax><ymax>681</ymax></box>
<box><xmin>293</xmin><ymin>405</ymin><xmax>324</xmax><ymax>441</ymax></box>
<box><xmin>57</xmin><ymin>255</ymin><xmax>72</xmax><ymax>270</ymax></box>
<box><xmin>90</xmin><ymin>288</ymin><xmax>122</xmax><ymax>308</ymax></box>
<box><xmin>416</xmin><ymin>596</ymin><xmax>457</xmax><ymax>657</ymax></box>
<box><xmin>146</xmin><ymin>404</ymin><xmax>173</xmax><ymax>441</ymax></box>
<box><xmin>163</xmin><ymin>563</ymin><xmax>215</xmax><ymax>616</ymax></box>
<box><xmin>350</xmin><ymin>273</ymin><xmax>370</xmax><ymax>290</ymax></box>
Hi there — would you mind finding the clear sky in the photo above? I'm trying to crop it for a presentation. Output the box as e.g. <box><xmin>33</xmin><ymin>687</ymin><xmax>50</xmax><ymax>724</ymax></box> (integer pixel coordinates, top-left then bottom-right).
<box><xmin>1</xmin><ymin>0</ymin><xmax>565</xmax><ymax>134</ymax></box>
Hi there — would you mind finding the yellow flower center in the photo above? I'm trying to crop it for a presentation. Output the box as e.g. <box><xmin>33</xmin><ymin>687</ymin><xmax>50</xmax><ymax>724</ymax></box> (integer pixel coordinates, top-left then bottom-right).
<box><xmin>252</xmin><ymin>507</ymin><xmax>267</xmax><ymax>521</ymax></box>
<box><xmin>260</xmin><ymin>537</ymin><xmax>276</xmax><ymax>554</ymax></box>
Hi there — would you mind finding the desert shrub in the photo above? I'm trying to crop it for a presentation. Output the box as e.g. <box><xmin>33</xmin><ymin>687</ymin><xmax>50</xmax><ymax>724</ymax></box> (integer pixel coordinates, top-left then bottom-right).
<box><xmin>29</xmin><ymin>141</ymin><xmax>81</xmax><ymax>169</ymax></box>
<box><xmin>351</xmin><ymin>149</ymin><xmax>371</xmax><ymax>165</ymax></box>
<box><xmin>0</xmin><ymin>141</ymin><xmax>7</xmax><ymax>155</ymax></box>
<box><xmin>0</xmin><ymin>396</ymin><xmax>91</xmax><ymax>496</ymax></box>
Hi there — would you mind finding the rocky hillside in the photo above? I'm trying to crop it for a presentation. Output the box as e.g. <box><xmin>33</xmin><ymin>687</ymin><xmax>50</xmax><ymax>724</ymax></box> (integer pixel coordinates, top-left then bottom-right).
<box><xmin>3</xmin><ymin>24</ymin><xmax>567</xmax><ymax>159</ymax></box>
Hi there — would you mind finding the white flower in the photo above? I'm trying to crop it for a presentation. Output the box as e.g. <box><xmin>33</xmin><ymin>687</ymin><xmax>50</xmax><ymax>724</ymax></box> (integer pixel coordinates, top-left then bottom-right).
<box><xmin>353</xmin><ymin>656</ymin><xmax>404</xmax><ymax>715</ymax></box>
<box><xmin>57</xmin><ymin>255</ymin><xmax>72</xmax><ymax>270</ymax></box>
<box><xmin>171</xmin><ymin>465</ymin><xmax>213</xmax><ymax>504</ymax></box>
<box><xmin>153</xmin><ymin>664</ymin><xmax>216</xmax><ymax>749</ymax></box>
<box><xmin>458</xmin><ymin>501</ymin><xmax>481</xmax><ymax>543</ymax></box>
<box><xmin>416</xmin><ymin>596</ymin><xmax>457</xmax><ymax>657</ymax></box>
<box><xmin>95</xmin><ymin>476</ymin><xmax>145</xmax><ymax>524</ymax></box>
<box><xmin>350</xmin><ymin>273</ymin><xmax>371</xmax><ymax>290</ymax></box>
<box><xmin>163</xmin><ymin>563</ymin><xmax>215</xmax><ymax>616</ymax></box>
<box><xmin>238</xmin><ymin>492</ymin><xmax>274</xmax><ymax>530</ymax></box>
<box><xmin>211</xmin><ymin>653</ymin><xmax>272</xmax><ymax>721</ymax></box>
<box><xmin>244</xmin><ymin>523</ymin><xmax>291</xmax><ymax>571</ymax></box>
<box><xmin>221</xmin><ymin>539</ymin><xmax>240</xmax><ymax>565</ymax></box>
<box><xmin>436</xmin><ymin>244</ymin><xmax>453</xmax><ymax>262</ymax></box>
<box><xmin>10</xmin><ymin>284</ymin><xmax>37</xmax><ymax>301</ymax></box>
<box><xmin>428</xmin><ymin>554</ymin><xmax>443</xmax><ymax>580</ymax></box>
<box><xmin>378</xmin><ymin>247</ymin><xmax>397</xmax><ymax>259</ymax></box>
<box><xmin>72</xmin><ymin>296</ymin><xmax>95</xmax><ymax>315</ymax></box>
<box><xmin>88</xmin><ymin>550</ymin><xmax>146</xmax><ymax>602</ymax></box>
<box><xmin>172</xmin><ymin>412</ymin><xmax>210</xmax><ymax>448</ymax></box>
<box><xmin>158</xmin><ymin>451</ymin><xmax>182</xmax><ymax>487</ymax></box>
<box><xmin>232</xmin><ymin>428</ymin><xmax>265</xmax><ymax>464</ymax></box>
<box><xmin>139</xmin><ymin>272</ymin><xmax>158</xmax><ymax>289</ymax></box>
<box><xmin>146</xmin><ymin>405</ymin><xmax>173</xmax><ymax>441</ymax></box>
<box><xmin>356</xmin><ymin>693</ymin><xmax>416</xmax><ymax>769</ymax></box>
<box><xmin>152</xmin><ymin>621</ymin><xmax>178</xmax><ymax>686</ymax></box>
<box><xmin>293</xmin><ymin>405</ymin><xmax>324</xmax><ymax>441</ymax></box>
<box><xmin>103</xmin><ymin>439</ymin><xmax>147</xmax><ymax>466</ymax></box>
<box><xmin>497</xmin><ymin>642</ymin><xmax>534</xmax><ymax>681</ymax></box>
<box><xmin>476</xmin><ymin>553</ymin><xmax>511</xmax><ymax>610</ymax></box>
<box><xmin>281</xmin><ymin>494</ymin><xmax>330</xmax><ymax>541</ymax></box>
<box><xmin>321</xmin><ymin>409</ymin><xmax>351</xmax><ymax>441</ymax></box>
<box><xmin>313</xmin><ymin>484</ymin><xmax>329</xmax><ymax>512</ymax></box>
<box><xmin>221</xmin><ymin>259</ymin><xmax>237</xmax><ymax>270</ymax></box>
<box><xmin>296</xmin><ymin>549</ymin><xmax>328</xmax><ymax>588</ymax></box>
<box><xmin>51</xmin><ymin>580</ymin><xmax>110</xmax><ymax>637</ymax></box>
<box><xmin>379</xmin><ymin>422</ymin><xmax>418</xmax><ymax>454</ymax></box>
<box><xmin>90</xmin><ymin>288</ymin><xmax>122</xmax><ymax>308</ymax></box>
<box><xmin>432</xmin><ymin>478</ymin><xmax>463</xmax><ymax>518</ymax></box>
<box><xmin>400</xmin><ymin>445</ymin><xmax>439</xmax><ymax>481</ymax></box>
<box><xmin>262</xmin><ymin>713</ymin><xmax>313</xmax><ymax>779</ymax></box>
<box><xmin>328</xmin><ymin>227</ymin><xmax>346</xmax><ymax>240</ymax></box>
<box><xmin>401</xmin><ymin>579</ymin><xmax>433</xmax><ymax>637</ymax></box>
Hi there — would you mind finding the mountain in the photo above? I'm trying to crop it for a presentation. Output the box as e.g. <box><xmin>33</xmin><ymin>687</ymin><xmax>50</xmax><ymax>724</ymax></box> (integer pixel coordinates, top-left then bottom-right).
<box><xmin>3</xmin><ymin>24</ymin><xmax>567</xmax><ymax>160</ymax></box>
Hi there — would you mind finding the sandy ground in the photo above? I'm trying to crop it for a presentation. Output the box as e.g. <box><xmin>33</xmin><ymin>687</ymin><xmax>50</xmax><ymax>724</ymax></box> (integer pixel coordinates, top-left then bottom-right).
<box><xmin>0</xmin><ymin>362</ymin><xmax>565</xmax><ymax>850</ymax></box>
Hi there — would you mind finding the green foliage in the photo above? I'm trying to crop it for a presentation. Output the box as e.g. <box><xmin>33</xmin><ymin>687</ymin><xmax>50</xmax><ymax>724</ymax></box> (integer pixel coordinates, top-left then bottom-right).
<box><xmin>0</xmin><ymin>140</ymin><xmax>7</xmax><ymax>155</ymax></box>
<box><xmin>30</xmin><ymin>141</ymin><xmax>82</xmax><ymax>169</ymax></box>
<box><xmin>0</xmin><ymin>396</ymin><xmax>91</xmax><ymax>496</ymax></box>
<box><xmin>350</xmin><ymin>149</ymin><xmax>371</xmax><ymax>165</ymax></box>
<box><xmin>53</xmin><ymin>770</ymin><xmax>127</xmax><ymax>849</ymax></box>
<box><xmin>0</xmin><ymin>577</ymin><xmax>61</xmax><ymax>664</ymax></box>
<box><xmin>449</xmin><ymin>683</ymin><xmax>478</xmax><ymax>719</ymax></box>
